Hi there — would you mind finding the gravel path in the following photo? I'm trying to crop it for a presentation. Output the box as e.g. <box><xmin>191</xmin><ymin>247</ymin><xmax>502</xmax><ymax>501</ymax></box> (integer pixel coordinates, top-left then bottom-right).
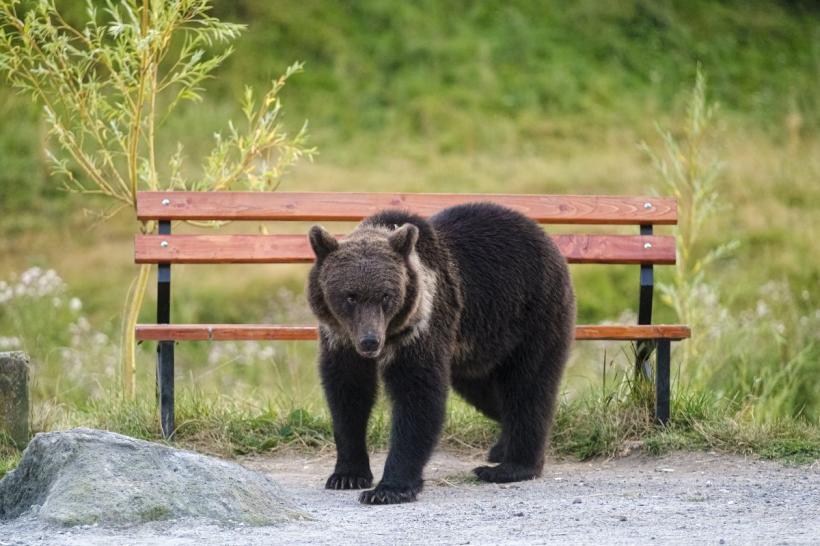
<box><xmin>2</xmin><ymin>450</ymin><xmax>819</xmax><ymax>545</ymax></box>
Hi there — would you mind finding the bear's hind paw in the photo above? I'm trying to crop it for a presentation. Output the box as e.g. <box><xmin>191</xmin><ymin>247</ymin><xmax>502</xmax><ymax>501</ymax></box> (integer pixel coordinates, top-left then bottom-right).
<box><xmin>358</xmin><ymin>483</ymin><xmax>421</xmax><ymax>505</ymax></box>
<box><xmin>473</xmin><ymin>463</ymin><xmax>539</xmax><ymax>483</ymax></box>
<box><xmin>326</xmin><ymin>472</ymin><xmax>373</xmax><ymax>490</ymax></box>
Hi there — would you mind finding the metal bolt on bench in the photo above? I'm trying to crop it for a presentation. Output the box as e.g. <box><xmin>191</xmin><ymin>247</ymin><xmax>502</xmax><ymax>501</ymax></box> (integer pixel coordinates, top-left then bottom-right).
<box><xmin>135</xmin><ymin>192</ymin><xmax>690</xmax><ymax>438</ymax></box>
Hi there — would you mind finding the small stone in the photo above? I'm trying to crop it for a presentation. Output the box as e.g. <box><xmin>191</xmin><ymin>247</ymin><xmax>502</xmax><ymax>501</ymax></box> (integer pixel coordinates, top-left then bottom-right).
<box><xmin>619</xmin><ymin>516</ymin><xmax>627</xmax><ymax>521</ymax></box>
<box><xmin>572</xmin><ymin>498</ymin><xmax>582</xmax><ymax>504</ymax></box>
<box><xmin>514</xmin><ymin>512</ymin><xmax>524</xmax><ymax>517</ymax></box>
<box><xmin>719</xmin><ymin>540</ymin><xmax>725</xmax><ymax>544</ymax></box>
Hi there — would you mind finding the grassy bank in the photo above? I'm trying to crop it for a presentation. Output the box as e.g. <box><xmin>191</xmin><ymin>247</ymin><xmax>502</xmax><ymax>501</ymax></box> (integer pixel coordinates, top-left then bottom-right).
<box><xmin>3</xmin><ymin>385</ymin><xmax>818</xmax><ymax>481</ymax></box>
<box><xmin>4</xmin><ymin>0</ymin><xmax>819</xmax><ymax>211</ymax></box>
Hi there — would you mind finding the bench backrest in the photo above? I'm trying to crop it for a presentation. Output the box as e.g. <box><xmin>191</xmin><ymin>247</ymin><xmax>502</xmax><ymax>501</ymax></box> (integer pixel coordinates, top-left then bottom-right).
<box><xmin>135</xmin><ymin>191</ymin><xmax>677</xmax><ymax>266</ymax></box>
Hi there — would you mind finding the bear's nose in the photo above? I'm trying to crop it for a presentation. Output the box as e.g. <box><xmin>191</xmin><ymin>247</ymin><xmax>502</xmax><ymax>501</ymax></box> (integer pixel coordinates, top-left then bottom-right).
<box><xmin>358</xmin><ymin>334</ymin><xmax>381</xmax><ymax>354</ymax></box>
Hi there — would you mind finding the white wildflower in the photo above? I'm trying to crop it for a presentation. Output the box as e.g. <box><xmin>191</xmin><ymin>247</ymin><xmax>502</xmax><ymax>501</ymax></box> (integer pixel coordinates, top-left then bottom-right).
<box><xmin>12</xmin><ymin>267</ymin><xmax>65</xmax><ymax>297</ymax></box>
<box><xmin>0</xmin><ymin>336</ymin><xmax>21</xmax><ymax>349</ymax></box>
<box><xmin>760</xmin><ymin>280</ymin><xmax>788</xmax><ymax>300</ymax></box>
<box><xmin>208</xmin><ymin>340</ymin><xmax>277</xmax><ymax>366</ymax></box>
<box><xmin>0</xmin><ymin>281</ymin><xmax>11</xmax><ymax>304</ymax></box>
<box><xmin>69</xmin><ymin>297</ymin><xmax>82</xmax><ymax>312</ymax></box>
<box><xmin>19</xmin><ymin>266</ymin><xmax>42</xmax><ymax>286</ymax></box>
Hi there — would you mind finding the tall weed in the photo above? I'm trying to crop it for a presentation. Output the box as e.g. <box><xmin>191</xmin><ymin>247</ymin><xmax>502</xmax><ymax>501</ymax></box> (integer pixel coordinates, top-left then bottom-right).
<box><xmin>643</xmin><ymin>68</ymin><xmax>819</xmax><ymax>421</ymax></box>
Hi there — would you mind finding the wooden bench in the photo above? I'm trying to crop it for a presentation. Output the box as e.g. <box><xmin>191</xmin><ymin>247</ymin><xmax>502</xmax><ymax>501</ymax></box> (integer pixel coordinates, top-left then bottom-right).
<box><xmin>134</xmin><ymin>191</ymin><xmax>691</xmax><ymax>438</ymax></box>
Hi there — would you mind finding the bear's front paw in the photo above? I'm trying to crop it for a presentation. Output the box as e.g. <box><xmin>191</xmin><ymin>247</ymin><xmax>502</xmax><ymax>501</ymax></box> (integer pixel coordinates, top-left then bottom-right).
<box><xmin>325</xmin><ymin>472</ymin><xmax>373</xmax><ymax>490</ymax></box>
<box><xmin>473</xmin><ymin>463</ymin><xmax>539</xmax><ymax>483</ymax></box>
<box><xmin>358</xmin><ymin>482</ymin><xmax>421</xmax><ymax>505</ymax></box>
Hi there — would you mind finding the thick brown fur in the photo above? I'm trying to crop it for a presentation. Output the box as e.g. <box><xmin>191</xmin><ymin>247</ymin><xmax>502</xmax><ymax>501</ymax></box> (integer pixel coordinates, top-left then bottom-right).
<box><xmin>307</xmin><ymin>203</ymin><xmax>575</xmax><ymax>505</ymax></box>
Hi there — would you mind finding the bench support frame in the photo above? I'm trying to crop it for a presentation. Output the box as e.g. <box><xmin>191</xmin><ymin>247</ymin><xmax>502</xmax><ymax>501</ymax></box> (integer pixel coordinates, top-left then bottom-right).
<box><xmin>635</xmin><ymin>224</ymin><xmax>672</xmax><ymax>425</ymax></box>
<box><xmin>655</xmin><ymin>338</ymin><xmax>671</xmax><ymax>424</ymax></box>
<box><xmin>156</xmin><ymin>220</ymin><xmax>175</xmax><ymax>439</ymax></box>
<box><xmin>636</xmin><ymin>224</ymin><xmax>655</xmax><ymax>380</ymax></box>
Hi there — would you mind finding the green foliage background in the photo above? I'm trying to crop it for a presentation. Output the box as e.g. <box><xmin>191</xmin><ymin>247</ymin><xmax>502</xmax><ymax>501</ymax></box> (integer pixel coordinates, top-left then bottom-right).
<box><xmin>0</xmin><ymin>0</ymin><xmax>818</xmax><ymax>453</ymax></box>
<box><xmin>4</xmin><ymin>1</ymin><xmax>819</xmax><ymax>207</ymax></box>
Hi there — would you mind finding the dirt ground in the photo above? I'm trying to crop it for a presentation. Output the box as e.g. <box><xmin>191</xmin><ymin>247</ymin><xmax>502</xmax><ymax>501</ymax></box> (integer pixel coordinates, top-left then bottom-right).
<box><xmin>2</xmin><ymin>449</ymin><xmax>819</xmax><ymax>545</ymax></box>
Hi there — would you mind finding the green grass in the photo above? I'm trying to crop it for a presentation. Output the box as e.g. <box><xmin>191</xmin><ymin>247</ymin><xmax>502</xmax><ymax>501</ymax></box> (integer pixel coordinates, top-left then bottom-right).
<box><xmin>214</xmin><ymin>0</ymin><xmax>820</xmax><ymax>149</ymax></box>
<box><xmin>0</xmin><ymin>433</ymin><xmax>22</xmax><ymax>479</ymax></box>
<box><xmin>3</xmin><ymin>385</ymin><xmax>817</xmax><ymax>480</ymax></box>
<box><xmin>554</xmin><ymin>390</ymin><xmax>820</xmax><ymax>464</ymax></box>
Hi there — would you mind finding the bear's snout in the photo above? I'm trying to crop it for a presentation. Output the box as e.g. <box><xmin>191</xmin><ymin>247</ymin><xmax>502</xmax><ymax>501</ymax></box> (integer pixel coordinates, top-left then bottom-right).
<box><xmin>357</xmin><ymin>333</ymin><xmax>382</xmax><ymax>358</ymax></box>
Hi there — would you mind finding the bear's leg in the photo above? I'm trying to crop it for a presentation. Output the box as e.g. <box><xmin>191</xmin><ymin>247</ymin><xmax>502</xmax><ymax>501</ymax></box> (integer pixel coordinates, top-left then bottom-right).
<box><xmin>451</xmin><ymin>375</ymin><xmax>506</xmax><ymax>462</ymax></box>
<box><xmin>452</xmin><ymin>375</ymin><xmax>501</xmax><ymax>420</ymax></box>
<box><xmin>486</xmin><ymin>434</ymin><xmax>508</xmax><ymax>464</ymax></box>
<box><xmin>320</xmin><ymin>347</ymin><xmax>378</xmax><ymax>490</ymax></box>
<box><xmin>359</xmin><ymin>361</ymin><xmax>448</xmax><ymax>505</ymax></box>
<box><xmin>473</xmin><ymin>342</ymin><xmax>564</xmax><ymax>483</ymax></box>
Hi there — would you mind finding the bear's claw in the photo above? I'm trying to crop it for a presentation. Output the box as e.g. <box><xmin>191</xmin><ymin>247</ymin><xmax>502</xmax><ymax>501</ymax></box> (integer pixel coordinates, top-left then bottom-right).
<box><xmin>325</xmin><ymin>473</ymin><xmax>373</xmax><ymax>490</ymax></box>
<box><xmin>359</xmin><ymin>483</ymin><xmax>421</xmax><ymax>505</ymax></box>
<box><xmin>473</xmin><ymin>463</ymin><xmax>539</xmax><ymax>483</ymax></box>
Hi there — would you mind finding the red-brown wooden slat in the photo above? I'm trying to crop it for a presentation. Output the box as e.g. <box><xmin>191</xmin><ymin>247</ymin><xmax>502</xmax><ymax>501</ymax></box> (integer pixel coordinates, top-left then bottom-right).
<box><xmin>135</xmin><ymin>324</ymin><xmax>691</xmax><ymax>342</ymax></box>
<box><xmin>135</xmin><ymin>234</ymin><xmax>675</xmax><ymax>265</ymax></box>
<box><xmin>136</xmin><ymin>192</ymin><xmax>677</xmax><ymax>225</ymax></box>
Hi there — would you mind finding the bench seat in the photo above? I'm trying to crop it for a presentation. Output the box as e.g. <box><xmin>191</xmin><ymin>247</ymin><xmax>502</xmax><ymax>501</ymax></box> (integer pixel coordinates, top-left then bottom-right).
<box><xmin>136</xmin><ymin>323</ymin><xmax>691</xmax><ymax>342</ymax></box>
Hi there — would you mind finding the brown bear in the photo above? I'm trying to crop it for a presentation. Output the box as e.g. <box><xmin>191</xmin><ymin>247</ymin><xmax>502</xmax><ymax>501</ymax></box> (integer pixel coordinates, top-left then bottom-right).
<box><xmin>307</xmin><ymin>203</ymin><xmax>575</xmax><ymax>504</ymax></box>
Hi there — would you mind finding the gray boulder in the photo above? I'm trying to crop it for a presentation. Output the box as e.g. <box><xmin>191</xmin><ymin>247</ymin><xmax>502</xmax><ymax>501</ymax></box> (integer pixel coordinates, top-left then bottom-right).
<box><xmin>0</xmin><ymin>428</ymin><xmax>308</xmax><ymax>526</ymax></box>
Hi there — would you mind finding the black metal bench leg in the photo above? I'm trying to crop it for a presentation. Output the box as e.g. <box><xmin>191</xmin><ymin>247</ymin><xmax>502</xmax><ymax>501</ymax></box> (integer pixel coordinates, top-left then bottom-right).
<box><xmin>157</xmin><ymin>340</ymin><xmax>175</xmax><ymax>438</ymax></box>
<box><xmin>156</xmin><ymin>219</ymin><xmax>174</xmax><ymax>439</ymax></box>
<box><xmin>636</xmin><ymin>224</ymin><xmax>655</xmax><ymax>381</ymax></box>
<box><xmin>655</xmin><ymin>338</ymin><xmax>671</xmax><ymax>424</ymax></box>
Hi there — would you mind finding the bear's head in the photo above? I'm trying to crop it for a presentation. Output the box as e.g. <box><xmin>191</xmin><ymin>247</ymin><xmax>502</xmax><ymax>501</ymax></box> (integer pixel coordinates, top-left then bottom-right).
<box><xmin>307</xmin><ymin>223</ymin><xmax>420</xmax><ymax>358</ymax></box>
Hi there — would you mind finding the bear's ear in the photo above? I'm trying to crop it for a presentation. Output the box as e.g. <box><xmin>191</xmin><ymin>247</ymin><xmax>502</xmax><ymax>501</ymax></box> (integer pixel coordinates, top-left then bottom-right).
<box><xmin>309</xmin><ymin>225</ymin><xmax>339</xmax><ymax>260</ymax></box>
<box><xmin>388</xmin><ymin>224</ymin><xmax>419</xmax><ymax>257</ymax></box>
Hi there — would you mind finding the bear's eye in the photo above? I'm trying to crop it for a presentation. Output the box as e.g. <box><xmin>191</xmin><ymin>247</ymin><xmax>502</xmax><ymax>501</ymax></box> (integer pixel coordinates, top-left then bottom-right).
<box><xmin>346</xmin><ymin>294</ymin><xmax>357</xmax><ymax>305</ymax></box>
